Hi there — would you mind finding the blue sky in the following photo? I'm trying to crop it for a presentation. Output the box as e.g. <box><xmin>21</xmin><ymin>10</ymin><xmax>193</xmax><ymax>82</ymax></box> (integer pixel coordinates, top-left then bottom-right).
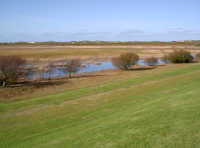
<box><xmin>0</xmin><ymin>0</ymin><xmax>200</xmax><ymax>42</ymax></box>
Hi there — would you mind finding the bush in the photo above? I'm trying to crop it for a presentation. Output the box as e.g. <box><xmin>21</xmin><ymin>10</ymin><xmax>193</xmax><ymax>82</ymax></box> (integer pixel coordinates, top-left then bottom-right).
<box><xmin>63</xmin><ymin>59</ymin><xmax>82</xmax><ymax>78</ymax></box>
<box><xmin>195</xmin><ymin>53</ymin><xmax>200</xmax><ymax>61</ymax></box>
<box><xmin>0</xmin><ymin>56</ymin><xmax>27</xmax><ymax>87</ymax></box>
<box><xmin>162</xmin><ymin>50</ymin><xmax>193</xmax><ymax>63</ymax></box>
<box><xmin>144</xmin><ymin>57</ymin><xmax>158</xmax><ymax>66</ymax></box>
<box><xmin>161</xmin><ymin>54</ymin><xmax>170</xmax><ymax>63</ymax></box>
<box><xmin>112</xmin><ymin>53</ymin><xmax>139</xmax><ymax>70</ymax></box>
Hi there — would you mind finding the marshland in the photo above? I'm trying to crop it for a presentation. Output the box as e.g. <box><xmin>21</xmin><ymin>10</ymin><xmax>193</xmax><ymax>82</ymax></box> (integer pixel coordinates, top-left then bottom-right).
<box><xmin>1</xmin><ymin>0</ymin><xmax>200</xmax><ymax>147</ymax></box>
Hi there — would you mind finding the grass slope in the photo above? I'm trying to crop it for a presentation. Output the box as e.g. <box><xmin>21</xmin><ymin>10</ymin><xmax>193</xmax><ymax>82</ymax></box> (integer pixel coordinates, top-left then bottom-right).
<box><xmin>1</xmin><ymin>64</ymin><xmax>200</xmax><ymax>148</ymax></box>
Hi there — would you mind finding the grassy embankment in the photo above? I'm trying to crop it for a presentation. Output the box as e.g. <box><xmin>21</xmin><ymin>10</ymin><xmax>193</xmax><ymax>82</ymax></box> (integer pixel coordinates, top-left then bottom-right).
<box><xmin>0</xmin><ymin>63</ymin><xmax>200</xmax><ymax>147</ymax></box>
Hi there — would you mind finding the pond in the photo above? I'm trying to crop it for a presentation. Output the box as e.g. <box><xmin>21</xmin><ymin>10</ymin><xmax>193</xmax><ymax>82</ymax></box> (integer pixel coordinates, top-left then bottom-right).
<box><xmin>29</xmin><ymin>59</ymin><xmax>165</xmax><ymax>79</ymax></box>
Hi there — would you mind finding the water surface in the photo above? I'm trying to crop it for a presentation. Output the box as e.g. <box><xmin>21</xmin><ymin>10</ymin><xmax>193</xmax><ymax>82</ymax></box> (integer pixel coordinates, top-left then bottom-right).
<box><xmin>30</xmin><ymin>59</ymin><xmax>165</xmax><ymax>79</ymax></box>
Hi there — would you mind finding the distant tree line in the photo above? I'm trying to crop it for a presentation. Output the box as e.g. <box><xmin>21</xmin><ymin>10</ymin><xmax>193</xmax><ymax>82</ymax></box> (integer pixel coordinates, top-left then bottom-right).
<box><xmin>0</xmin><ymin>40</ymin><xmax>199</xmax><ymax>46</ymax></box>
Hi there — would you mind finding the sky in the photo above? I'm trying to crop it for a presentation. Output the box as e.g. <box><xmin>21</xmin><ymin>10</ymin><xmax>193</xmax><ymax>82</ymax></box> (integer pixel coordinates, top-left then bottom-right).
<box><xmin>0</xmin><ymin>0</ymin><xmax>200</xmax><ymax>42</ymax></box>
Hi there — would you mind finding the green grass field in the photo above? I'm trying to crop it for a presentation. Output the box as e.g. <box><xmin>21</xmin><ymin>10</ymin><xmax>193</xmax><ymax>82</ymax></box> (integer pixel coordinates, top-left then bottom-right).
<box><xmin>1</xmin><ymin>63</ymin><xmax>200</xmax><ymax>148</ymax></box>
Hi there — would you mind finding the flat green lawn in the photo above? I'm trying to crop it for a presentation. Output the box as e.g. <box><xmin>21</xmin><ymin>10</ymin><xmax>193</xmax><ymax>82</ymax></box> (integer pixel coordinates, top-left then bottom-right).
<box><xmin>1</xmin><ymin>64</ymin><xmax>200</xmax><ymax>148</ymax></box>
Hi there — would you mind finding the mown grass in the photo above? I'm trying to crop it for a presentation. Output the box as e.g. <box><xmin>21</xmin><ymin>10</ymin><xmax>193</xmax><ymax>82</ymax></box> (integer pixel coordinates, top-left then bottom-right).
<box><xmin>0</xmin><ymin>63</ymin><xmax>200</xmax><ymax>148</ymax></box>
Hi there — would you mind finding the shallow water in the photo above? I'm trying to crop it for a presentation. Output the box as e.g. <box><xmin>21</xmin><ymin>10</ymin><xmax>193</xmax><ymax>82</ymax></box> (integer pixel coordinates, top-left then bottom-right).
<box><xmin>137</xmin><ymin>59</ymin><xmax>165</xmax><ymax>66</ymax></box>
<box><xmin>29</xmin><ymin>59</ymin><xmax>165</xmax><ymax>79</ymax></box>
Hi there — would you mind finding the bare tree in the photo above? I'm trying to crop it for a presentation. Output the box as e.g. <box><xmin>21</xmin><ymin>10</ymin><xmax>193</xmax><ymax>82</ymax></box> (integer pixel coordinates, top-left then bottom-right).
<box><xmin>45</xmin><ymin>61</ymin><xmax>55</xmax><ymax>80</ymax></box>
<box><xmin>31</xmin><ymin>58</ymin><xmax>44</xmax><ymax>81</ymax></box>
<box><xmin>63</xmin><ymin>59</ymin><xmax>82</xmax><ymax>78</ymax></box>
<box><xmin>0</xmin><ymin>56</ymin><xmax>26</xmax><ymax>87</ymax></box>
<box><xmin>34</xmin><ymin>66</ymin><xmax>45</xmax><ymax>81</ymax></box>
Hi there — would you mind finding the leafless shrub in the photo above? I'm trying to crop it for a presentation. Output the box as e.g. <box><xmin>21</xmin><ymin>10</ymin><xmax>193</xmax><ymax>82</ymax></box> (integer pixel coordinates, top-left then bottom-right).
<box><xmin>195</xmin><ymin>53</ymin><xmax>200</xmax><ymax>61</ymax></box>
<box><xmin>112</xmin><ymin>53</ymin><xmax>139</xmax><ymax>70</ymax></box>
<box><xmin>45</xmin><ymin>61</ymin><xmax>55</xmax><ymax>80</ymax></box>
<box><xmin>0</xmin><ymin>56</ymin><xmax>27</xmax><ymax>87</ymax></box>
<box><xmin>144</xmin><ymin>57</ymin><xmax>158</xmax><ymax>66</ymax></box>
<box><xmin>63</xmin><ymin>59</ymin><xmax>82</xmax><ymax>78</ymax></box>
